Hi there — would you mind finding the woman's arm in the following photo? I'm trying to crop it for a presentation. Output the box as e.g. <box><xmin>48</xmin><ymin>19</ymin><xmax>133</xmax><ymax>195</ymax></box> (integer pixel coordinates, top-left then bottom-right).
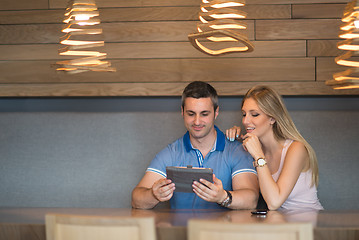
<box><xmin>255</xmin><ymin>141</ymin><xmax>308</xmax><ymax>210</ymax></box>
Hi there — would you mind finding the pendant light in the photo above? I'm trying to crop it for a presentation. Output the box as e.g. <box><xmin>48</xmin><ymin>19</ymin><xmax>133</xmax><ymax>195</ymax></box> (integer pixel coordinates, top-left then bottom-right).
<box><xmin>188</xmin><ymin>0</ymin><xmax>254</xmax><ymax>56</ymax></box>
<box><xmin>326</xmin><ymin>0</ymin><xmax>359</xmax><ymax>89</ymax></box>
<box><xmin>54</xmin><ymin>0</ymin><xmax>115</xmax><ymax>74</ymax></box>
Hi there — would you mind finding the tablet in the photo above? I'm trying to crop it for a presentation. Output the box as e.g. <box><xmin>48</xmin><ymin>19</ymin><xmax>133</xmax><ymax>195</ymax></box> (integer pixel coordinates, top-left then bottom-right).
<box><xmin>166</xmin><ymin>166</ymin><xmax>213</xmax><ymax>192</ymax></box>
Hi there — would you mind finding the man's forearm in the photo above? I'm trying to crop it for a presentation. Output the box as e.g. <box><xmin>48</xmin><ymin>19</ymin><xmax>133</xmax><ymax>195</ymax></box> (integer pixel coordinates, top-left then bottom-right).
<box><xmin>131</xmin><ymin>187</ymin><xmax>159</xmax><ymax>209</ymax></box>
<box><xmin>227</xmin><ymin>189</ymin><xmax>258</xmax><ymax>210</ymax></box>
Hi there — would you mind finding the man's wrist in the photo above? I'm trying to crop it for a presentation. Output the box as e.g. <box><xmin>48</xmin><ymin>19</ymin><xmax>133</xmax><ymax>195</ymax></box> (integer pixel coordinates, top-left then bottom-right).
<box><xmin>217</xmin><ymin>189</ymin><xmax>227</xmax><ymax>204</ymax></box>
<box><xmin>217</xmin><ymin>190</ymin><xmax>232</xmax><ymax>208</ymax></box>
<box><xmin>151</xmin><ymin>187</ymin><xmax>161</xmax><ymax>202</ymax></box>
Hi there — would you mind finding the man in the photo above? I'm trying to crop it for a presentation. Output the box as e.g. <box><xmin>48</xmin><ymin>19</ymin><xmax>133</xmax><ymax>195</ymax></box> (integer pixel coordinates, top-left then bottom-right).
<box><xmin>131</xmin><ymin>81</ymin><xmax>258</xmax><ymax>209</ymax></box>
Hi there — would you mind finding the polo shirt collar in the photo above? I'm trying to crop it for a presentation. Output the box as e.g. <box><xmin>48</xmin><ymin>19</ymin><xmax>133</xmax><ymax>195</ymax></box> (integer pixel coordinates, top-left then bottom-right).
<box><xmin>184</xmin><ymin>125</ymin><xmax>225</xmax><ymax>152</ymax></box>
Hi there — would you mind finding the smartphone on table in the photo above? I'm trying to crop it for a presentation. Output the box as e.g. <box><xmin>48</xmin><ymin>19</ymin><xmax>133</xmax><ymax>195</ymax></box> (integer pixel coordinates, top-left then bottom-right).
<box><xmin>251</xmin><ymin>209</ymin><xmax>268</xmax><ymax>215</ymax></box>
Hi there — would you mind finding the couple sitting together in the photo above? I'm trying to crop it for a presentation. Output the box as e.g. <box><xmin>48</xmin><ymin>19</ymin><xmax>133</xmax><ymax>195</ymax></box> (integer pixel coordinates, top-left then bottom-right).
<box><xmin>131</xmin><ymin>81</ymin><xmax>323</xmax><ymax>211</ymax></box>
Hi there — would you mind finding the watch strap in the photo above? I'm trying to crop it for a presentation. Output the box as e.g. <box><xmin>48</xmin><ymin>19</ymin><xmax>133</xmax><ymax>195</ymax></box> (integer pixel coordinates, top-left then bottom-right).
<box><xmin>218</xmin><ymin>190</ymin><xmax>232</xmax><ymax>208</ymax></box>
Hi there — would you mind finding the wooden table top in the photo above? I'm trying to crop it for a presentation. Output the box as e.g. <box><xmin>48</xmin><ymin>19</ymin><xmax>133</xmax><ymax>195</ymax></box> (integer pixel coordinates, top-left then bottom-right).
<box><xmin>0</xmin><ymin>208</ymin><xmax>358</xmax><ymax>240</ymax></box>
<box><xmin>0</xmin><ymin>207</ymin><xmax>358</xmax><ymax>227</ymax></box>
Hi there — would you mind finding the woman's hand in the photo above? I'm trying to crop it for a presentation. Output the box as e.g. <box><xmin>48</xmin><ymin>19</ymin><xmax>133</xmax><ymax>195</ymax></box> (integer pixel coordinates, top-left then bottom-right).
<box><xmin>225</xmin><ymin>126</ymin><xmax>241</xmax><ymax>141</ymax></box>
<box><xmin>242</xmin><ymin>133</ymin><xmax>265</xmax><ymax>160</ymax></box>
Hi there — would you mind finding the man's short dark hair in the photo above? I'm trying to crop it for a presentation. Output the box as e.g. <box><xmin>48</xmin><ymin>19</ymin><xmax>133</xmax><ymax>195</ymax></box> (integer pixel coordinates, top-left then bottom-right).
<box><xmin>181</xmin><ymin>81</ymin><xmax>218</xmax><ymax>111</ymax></box>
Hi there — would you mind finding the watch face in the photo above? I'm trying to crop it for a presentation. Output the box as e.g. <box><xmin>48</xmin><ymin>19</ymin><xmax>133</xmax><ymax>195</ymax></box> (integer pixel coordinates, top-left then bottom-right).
<box><xmin>258</xmin><ymin>158</ymin><xmax>266</xmax><ymax>166</ymax></box>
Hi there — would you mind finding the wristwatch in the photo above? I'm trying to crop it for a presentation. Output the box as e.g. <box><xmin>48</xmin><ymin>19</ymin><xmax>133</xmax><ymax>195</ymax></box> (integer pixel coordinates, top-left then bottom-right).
<box><xmin>253</xmin><ymin>157</ymin><xmax>267</xmax><ymax>167</ymax></box>
<box><xmin>218</xmin><ymin>190</ymin><xmax>232</xmax><ymax>208</ymax></box>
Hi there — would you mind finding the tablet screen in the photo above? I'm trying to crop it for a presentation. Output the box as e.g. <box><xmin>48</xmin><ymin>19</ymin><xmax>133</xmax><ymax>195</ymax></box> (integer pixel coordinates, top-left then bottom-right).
<box><xmin>166</xmin><ymin>166</ymin><xmax>213</xmax><ymax>192</ymax></box>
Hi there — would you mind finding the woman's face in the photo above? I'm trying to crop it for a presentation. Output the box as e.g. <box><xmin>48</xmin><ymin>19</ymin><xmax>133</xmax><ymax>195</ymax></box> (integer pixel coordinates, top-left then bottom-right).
<box><xmin>241</xmin><ymin>97</ymin><xmax>274</xmax><ymax>138</ymax></box>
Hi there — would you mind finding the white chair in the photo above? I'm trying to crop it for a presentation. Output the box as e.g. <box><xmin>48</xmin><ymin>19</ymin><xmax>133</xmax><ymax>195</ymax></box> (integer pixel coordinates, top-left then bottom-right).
<box><xmin>45</xmin><ymin>213</ymin><xmax>156</xmax><ymax>240</ymax></box>
<box><xmin>188</xmin><ymin>219</ymin><xmax>313</xmax><ymax>240</ymax></box>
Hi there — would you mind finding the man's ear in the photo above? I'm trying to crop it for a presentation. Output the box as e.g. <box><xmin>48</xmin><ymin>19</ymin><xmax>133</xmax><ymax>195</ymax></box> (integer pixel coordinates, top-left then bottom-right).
<box><xmin>181</xmin><ymin>106</ymin><xmax>184</xmax><ymax>117</ymax></box>
<box><xmin>215</xmin><ymin>106</ymin><xmax>219</xmax><ymax>119</ymax></box>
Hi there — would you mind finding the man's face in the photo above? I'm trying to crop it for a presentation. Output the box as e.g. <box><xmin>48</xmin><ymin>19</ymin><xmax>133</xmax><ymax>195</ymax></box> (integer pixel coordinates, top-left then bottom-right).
<box><xmin>181</xmin><ymin>97</ymin><xmax>218</xmax><ymax>141</ymax></box>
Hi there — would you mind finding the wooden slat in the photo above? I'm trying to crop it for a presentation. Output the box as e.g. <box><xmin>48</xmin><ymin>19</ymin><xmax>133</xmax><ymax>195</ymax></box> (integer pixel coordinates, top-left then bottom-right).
<box><xmin>245</xmin><ymin>5</ymin><xmax>290</xmax><ymax>20</ymax></box>
<box><xmin>0</xmin><ymin>44</ymin><xmax>60</xmax><ymax>60</ymax></box>
<box><xmin>0</xmin><ymin>24</ymin><xmax>61</xmax><ymax>44</ymax></box>
<box><xmin>104</xmin><ymin>22</ymin><xmax>216</xmax><ymax>43</ymax></box>
<box><xmin>0</xmin><ymin>10</ymin><xmax>64</xmax><ymax>24</ymax></box>
<box><xmin>104</xmin><ymin>40</ymin><xmax>306</xmax><ymax>58</ymax></box>
<box><xmin>50</xmin><ymin>0</ymin><xmax>203</xmax><ymax>8</ymax></box>
<box><xmin>101</xmin><ymin>7</ymin><xmax>198</xmax><ymax>22</ymax></box>
<box><xmin>316</xmin><ymin>56</ymin><xmax>359</xmax><ymax>82</ymax></box>
<box><xmin>308</xmin><ymin>40</ymin><xmax>343</xmax><ymax>57</ymax></box>
<box><xmin>101</xmin><ymin>5</ymin><xmax>291</xmax><ymax>22</ymax></box>
<box><xmin>0</xmin><ymin>82</ymin><xmax>356</xmax><ymax>97</ymax></box>
<box><xmin>0</xmin><ymin>0</ymin><xmax>48</xmax><ymax>10</ymax></box>
<box><xmin>49</xmin><ymin>0</ymin><xmax>351</xmax><ymax>9</ymax></box>
<box><xmin>0</xmin><ymin>8</ymin><xmax>198</xmax><ymax>25</ymax></box>
<box><xmin>0</xmin><ymin>41</ymin><xmax>306</xmax><ymax>60</ymax></box>
<box><xmin>0</xmin><ymin>58</ymin><xmax>314</xmax><ymax>84</ymax></box>
<box><xmin>211</xmin><ymin>82</ymin><xmax>359</xmax><ymax>96</ymax></box>
<box><xmin>0</xmin><ymin>5</ymin><xmax>289</xmax><ymax>25</ymax></box>
<box><xmin>292</xmin><ymin>4</ymin><xmax>345</xmax><ymax>19</ymax></box>
<box><xmin>317</xmin><ymin>56</ymin><xmax>359</xmax><ymax>81</ymax></box>
<box><xmin>0</xmin><ymin>21</ymin><xmax>255</xmax><ymax>44</ymax></box>
<box><xmin>103</xmin><ymin>21</ymin><xmax>255</xmax><ymax>42</ymax></box>
<box><xmin>256</xmin><ymin>19</ymin><xmax>341</xmax><ymax>40</ymax></box>
<box><xmin>316</xmin><ymin>57</ymin><xmax>346</xmax><ymax>82</ymax></box>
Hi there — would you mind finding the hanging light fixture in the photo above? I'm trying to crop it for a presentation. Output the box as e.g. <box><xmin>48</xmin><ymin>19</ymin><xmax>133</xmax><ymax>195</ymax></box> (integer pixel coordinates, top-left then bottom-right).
<box><xmin>54</xmin><ymin>0</ymin><xmax>115</xmax><ymax>74</ymax></box>
<box><xmin>188</xmin><ymin>0</ymin><xmax>254</xmax><ymax>56</ymax></box>
<box><xmin>326</xmin><ymin>0</ymin><xmax>359</xmax><ymax>89</ymax></box>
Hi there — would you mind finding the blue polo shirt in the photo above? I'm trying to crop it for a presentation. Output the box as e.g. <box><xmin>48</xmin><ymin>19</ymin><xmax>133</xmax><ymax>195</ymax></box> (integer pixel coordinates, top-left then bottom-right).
<box><xmin>146</xmin><ymin>126</ymin><xmax>256</xmax><ymax>209</ymax></box>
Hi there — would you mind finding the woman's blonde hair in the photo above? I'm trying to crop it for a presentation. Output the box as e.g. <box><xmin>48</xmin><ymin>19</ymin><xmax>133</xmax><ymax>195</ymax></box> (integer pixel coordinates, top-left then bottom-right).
<box><xmin>242</xmin><ymin>86</ymin><xmax>319</xmax><ymax>186</ymax></box>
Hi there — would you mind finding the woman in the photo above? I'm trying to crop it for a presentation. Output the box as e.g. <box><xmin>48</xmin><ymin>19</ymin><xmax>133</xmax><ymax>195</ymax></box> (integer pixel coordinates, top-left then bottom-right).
<box><xmin>226</xmin><ymin>86</ymin><xmax>323</xmax><ymax>211</ymax></box>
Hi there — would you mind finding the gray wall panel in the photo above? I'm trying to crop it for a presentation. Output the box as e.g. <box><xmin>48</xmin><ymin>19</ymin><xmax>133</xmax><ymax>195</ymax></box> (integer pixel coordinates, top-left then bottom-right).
<box><xmin>0</xmin><ymin>97</ymin><xmax>358</xmax><ymax>209</ymax></box>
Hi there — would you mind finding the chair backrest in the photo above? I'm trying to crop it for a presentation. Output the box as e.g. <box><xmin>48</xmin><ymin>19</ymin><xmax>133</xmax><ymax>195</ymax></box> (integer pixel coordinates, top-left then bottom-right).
<box><xmin>45</xmin><ymin>213</ymin><xmax>156</xmax><ymax>240</ymax></box>
<box><xmin>188</xmin><ymin>219</ymin><xmax>313</xmax><ymax>240</ymax></box>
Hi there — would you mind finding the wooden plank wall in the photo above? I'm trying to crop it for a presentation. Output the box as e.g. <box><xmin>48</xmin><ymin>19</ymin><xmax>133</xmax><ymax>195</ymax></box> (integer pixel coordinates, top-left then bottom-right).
<box><xmin>0</xmin><ymin>0</ymin><xmax>358</xmax><ymax>96</ymax></box>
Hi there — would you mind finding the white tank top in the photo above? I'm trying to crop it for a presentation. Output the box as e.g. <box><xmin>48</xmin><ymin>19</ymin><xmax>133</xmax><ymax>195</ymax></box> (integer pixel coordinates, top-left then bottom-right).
<box><xmin>272</xmin><ymin>139</ymin><xmax>324</xmax><ymax>210</ymax></box>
